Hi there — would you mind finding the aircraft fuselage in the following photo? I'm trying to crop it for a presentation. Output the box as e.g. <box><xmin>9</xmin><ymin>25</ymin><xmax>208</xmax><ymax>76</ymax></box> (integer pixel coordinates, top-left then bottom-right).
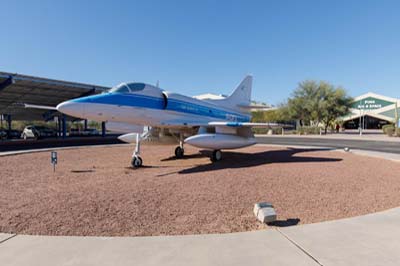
<box><xmin>57</xmin><ymin>83</ymin><xmax>251</xmax><ymax>128</ymax></box>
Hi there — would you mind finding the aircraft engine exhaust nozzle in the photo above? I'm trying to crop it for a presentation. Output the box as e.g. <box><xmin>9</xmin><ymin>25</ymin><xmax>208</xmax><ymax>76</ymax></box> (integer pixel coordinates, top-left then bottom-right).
<box><xmin>185</xmin><ymin>133</ymin><xmax>256</xmax><ymax>150</ymax></box>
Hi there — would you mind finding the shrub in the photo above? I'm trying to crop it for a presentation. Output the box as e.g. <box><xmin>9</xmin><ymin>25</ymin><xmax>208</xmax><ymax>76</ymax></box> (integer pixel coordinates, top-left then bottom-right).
<box><xmin>382</xmin><ymin>124</ymin><xmax>395</xmax><ymax>135</ymax></box>
<box><xmin>295</xmin><ymin>126</ymin><xmax>321</xmax><ymax>135</ymax></box>
<box><xmin>386</xmin><ymin>127</ymin><xmax>395</xmax><ymax>136</ymax></box>
<box><xmin>382</xmin><ymin>124</ymin><xmax>394</xmax><ymax>134</ymax></box>
<box><xmin>252</xmin><ymin>128</ymin><xmax>269</xmax><ymax>134</ymax></box>
<box><xmin>252</xmin><ymin>127</ymin><xmax>284</xmax><ymax>135</ymax></box>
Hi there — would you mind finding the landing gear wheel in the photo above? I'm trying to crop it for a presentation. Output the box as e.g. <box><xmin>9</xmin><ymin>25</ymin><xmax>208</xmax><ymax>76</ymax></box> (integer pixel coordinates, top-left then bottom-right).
<box><xmin>211</xmin><ymin>150</ymin><xmax>222</xmax><ymax>162</ymax></box>
<box><xmin>175</xmin><ymin>146</ymin><xmax>184</xmax><ymax>158</ymax></box>
<box><xmin>131</xmin><ymin>156</ymin><xmax>143</xmax><ymax>168</ymax></box>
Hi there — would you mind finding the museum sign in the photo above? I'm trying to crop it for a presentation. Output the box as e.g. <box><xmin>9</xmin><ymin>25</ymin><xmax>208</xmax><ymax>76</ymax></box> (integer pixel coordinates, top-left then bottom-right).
<box><xmin>352</xmin><ymin>97</ymin><xmax>394</xmax><ymax>110</ymax></box>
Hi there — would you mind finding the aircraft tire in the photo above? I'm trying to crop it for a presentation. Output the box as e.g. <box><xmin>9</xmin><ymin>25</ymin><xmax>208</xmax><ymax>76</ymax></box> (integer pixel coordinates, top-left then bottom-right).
<box><xmin>211</xmin><ymin>150</ymin><xmax>222</xmax><ymax>162</ymax></box>
<box><xmin>175</xmin><ymin>146</ymin><xmax>184</xmax><ymax>158</ymax></box>
<box><xmin>131</xmin><ymin>156</ymin><xmax>143</xmax><ymax>168</ymax></box>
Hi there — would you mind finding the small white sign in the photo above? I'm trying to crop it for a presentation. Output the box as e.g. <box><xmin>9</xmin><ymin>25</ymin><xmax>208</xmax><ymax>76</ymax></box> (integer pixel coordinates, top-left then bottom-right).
<box><xmin>51</xmin><ymin>151</ymin><xmax>57</xmax><ymax>163</ymax></box>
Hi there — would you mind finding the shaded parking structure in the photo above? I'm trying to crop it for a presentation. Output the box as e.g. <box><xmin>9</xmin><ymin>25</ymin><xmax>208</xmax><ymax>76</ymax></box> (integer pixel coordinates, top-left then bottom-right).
<box><xmin>0</xmin><ymin>71</ymin><xmax>111</xmax><ymax>138</ymax></box>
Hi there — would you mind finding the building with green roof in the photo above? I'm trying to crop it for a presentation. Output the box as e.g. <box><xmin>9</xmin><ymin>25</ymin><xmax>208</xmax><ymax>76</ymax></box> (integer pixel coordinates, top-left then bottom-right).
<box><xmin>343</xmin><ymin>92</ymin><xmax>400</xmax><ymax>129</ymax></box>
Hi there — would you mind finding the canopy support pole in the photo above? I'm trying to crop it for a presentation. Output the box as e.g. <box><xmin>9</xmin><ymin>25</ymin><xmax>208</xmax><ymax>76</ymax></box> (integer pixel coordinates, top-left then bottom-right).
<box><xmin>62</xmin><ymin>115</ymin><xmax>67</xmax><ymax>139</ymax></box>
<box><xmin>101</xmin><ymin>122</ymin><xmax>106</xmax><ymax>137</ymax></box>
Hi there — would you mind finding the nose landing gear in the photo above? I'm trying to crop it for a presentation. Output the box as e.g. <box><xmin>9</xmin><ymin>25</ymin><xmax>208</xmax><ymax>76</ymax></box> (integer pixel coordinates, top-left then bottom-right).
<box><xmin>131</xmin><ymin>156</ymin><xmax>143</xmax><ymax>168</ymax></box>
<box><xmin>131</xmin><ymin>133</ymin><xmax>143</xmax><ymax>168</ymax></box>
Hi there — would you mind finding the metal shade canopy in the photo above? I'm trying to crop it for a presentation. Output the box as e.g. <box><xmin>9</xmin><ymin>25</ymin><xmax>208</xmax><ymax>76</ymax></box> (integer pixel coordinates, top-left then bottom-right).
<box><xmin>0</xmin><ymin>71</ymin><xmax>110</xmax><ymax>121</ymax></box>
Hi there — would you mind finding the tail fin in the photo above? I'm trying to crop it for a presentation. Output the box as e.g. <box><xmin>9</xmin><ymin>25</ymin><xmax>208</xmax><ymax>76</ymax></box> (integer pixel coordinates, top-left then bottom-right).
<box><xmin>225</xmin><ymin>75</ymin><xmax>252</xmax><ymax>106</ymax></box>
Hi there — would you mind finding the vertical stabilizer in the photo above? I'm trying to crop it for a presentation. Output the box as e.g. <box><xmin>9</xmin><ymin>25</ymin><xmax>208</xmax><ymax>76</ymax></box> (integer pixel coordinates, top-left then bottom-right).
<box><xmin>225</xmin><ymin>75</ymin><xmax>252</xmax><ymax>107</ymax></box>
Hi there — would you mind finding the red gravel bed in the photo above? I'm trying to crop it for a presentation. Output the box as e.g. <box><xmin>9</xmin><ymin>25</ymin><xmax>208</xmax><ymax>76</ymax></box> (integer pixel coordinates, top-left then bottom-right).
<box><xmin>1</xmin><ymin>144</ymin><xmax>400</xmax><ymax>236</ymax></box>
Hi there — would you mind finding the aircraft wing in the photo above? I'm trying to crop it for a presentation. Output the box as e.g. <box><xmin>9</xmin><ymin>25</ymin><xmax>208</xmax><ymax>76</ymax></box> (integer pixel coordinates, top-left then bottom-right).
<box><xmin>159</xmin><ymin>121</ymin><xmax>290</xmax><ymax>128</ymax></box>
<box><xmin>159</xmin><ymin>120</ymin><xmax>208</xmax><ymax>127</ymax></box>
<box><xmin>237</xmin><ymin>105</ymin><xmax>277</xmax><ymax>111</ymax></box>
<box><xmin>208</xmin><ymin>121</ymin><xmax>282</xmax><ymax>128</ymax></box>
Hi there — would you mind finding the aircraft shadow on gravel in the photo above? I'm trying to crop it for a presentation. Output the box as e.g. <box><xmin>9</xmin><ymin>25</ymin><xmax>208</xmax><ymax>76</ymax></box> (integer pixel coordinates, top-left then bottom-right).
<box><xmin>178</xmin><ymin>148</ymin><xmax>342</xmax><ymax>174</ymax></box>
<box><xmin>161</xmin><ymin>153</ymin><xmax>206</xmax><ymax>161</ymax></box>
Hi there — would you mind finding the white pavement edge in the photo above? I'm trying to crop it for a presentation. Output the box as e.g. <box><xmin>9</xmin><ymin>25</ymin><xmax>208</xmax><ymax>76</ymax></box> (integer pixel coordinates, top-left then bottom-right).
<box><xmin>0</xmin><ymin>231</ymin><xmax>317</xmax><ymax>266</ymax></box>
<box><xmin>0</xmin><ymin>233</ymin><xmax>16</xmax><ymax>243</ymax></box>
<box><xmin>255</xmin><ymin>133</ymin><xmax>400</xmax><ymax>142</ymax></box>
<box><xmin>347</xmin><ymin>149</ymin><xmax>400</xmax><ymax>162</ymax></box>
<box><xmin>259</xmin><ymin>143</ymin><xmax>400</xmax><ymax>163</ymax></box>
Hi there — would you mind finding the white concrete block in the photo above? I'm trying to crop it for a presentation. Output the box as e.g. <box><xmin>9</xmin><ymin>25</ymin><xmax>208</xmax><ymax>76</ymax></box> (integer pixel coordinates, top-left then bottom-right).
<box><xmin>257</xmin><ymin>207</ymin><xmax>277</xmax><ymax>224</ymax></box>
<box><xmin>253</xmin><ymin>202</ymin><xmax>273</xmax><ymax>217</ymax></box>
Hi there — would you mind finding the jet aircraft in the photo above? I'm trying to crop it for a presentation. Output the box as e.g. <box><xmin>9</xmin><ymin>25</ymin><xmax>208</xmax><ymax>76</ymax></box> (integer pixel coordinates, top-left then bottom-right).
<box><xmin>56</xmin><ymin>75</ymin><xmax>277</xmax><ymax>167</ymax></box>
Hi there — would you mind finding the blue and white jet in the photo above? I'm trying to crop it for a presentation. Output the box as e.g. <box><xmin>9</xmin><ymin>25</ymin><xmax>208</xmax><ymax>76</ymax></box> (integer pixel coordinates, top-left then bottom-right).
<box><xmin>56</xmin><ymin>75</ymin><xmax>276</xmax><ymax>167</ymax></box>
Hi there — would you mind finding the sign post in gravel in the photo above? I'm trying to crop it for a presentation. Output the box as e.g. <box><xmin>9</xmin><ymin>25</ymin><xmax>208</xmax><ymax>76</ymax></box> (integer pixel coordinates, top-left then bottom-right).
<box><xmin>51</xmin><ymin>151</ymin><xmax>57</xmax><ymax>172</ymax></box>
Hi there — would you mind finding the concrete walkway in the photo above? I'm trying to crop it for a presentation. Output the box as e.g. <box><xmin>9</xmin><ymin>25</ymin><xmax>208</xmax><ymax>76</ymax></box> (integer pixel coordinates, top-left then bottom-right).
<box><xmin>1</xmin><ymin>207</ymin><xmax>400</xmax><ymax>265</ymax></box>
<box><xmin>280</xmin><ymin>207</ymin><xmax>400</xmax><ymax>266</ymax></box>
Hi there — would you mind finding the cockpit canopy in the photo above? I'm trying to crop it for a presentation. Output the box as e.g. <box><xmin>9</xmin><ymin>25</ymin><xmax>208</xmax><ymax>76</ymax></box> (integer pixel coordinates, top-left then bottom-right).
<box><xmin>109</xmin><ymin>82</ymin><xmax>146</xmax><ymax>93</ymax></box>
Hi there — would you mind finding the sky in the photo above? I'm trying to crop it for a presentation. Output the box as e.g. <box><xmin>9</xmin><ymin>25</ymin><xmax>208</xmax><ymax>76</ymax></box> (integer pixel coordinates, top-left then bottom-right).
<box><xmin>1</xmin><ymin>0</ymin><xmax>400</xmax><ymax>105</ymax></box>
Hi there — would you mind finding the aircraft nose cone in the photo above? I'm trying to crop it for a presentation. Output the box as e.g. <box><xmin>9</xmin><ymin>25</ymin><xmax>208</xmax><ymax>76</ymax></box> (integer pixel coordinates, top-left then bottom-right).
<box><xmin>57</xmin><ymin>101</ymin><xmax>85</xmax><ymax>118</ymax></box>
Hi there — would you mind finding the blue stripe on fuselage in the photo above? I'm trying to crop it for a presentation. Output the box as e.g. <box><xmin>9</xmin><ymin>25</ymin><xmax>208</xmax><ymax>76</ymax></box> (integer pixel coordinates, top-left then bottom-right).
<box><xmin>72</xmin><ymin>93</ymin><xmax>165</xmax><ymax>109</ymax></box>
<box><xmin>72</xmin><ymin>93</ymin><xmax>250</xmax><ymax>122</ymax></box>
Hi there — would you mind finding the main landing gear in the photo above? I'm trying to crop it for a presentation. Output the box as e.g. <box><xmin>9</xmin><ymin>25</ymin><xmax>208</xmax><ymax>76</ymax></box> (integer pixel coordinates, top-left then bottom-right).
<box><xmin>131</xmin><ymin>133</ymin><xmax>143</xmax><ymax>168</ymax></box>
<box><xmin>175</xmin><ymin>146</ymin><xmax>184</xmax><ymax>158</ymax></box>
<box><xmin>174</xmin><ymin>132</ymin><xmax>185</xmax><ymax>159</ymax></box>
<box><xmin>131</xmin><ymin>131</ymin><xmax>186</xmax><ymax>168</ymax></box>
<box><xmin>130</xmin><ymin>130</ymin><xmax>223</xmax><ymax>167</ymax></box>
<box><xmin>211</xmin><ymin>150</ymin><xmax>222</xmax><ymax>162</ymax></box>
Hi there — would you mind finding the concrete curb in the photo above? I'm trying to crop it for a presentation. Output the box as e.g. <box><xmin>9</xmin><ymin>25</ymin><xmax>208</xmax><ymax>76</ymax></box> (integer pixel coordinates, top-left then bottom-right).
<box><xmin>347</xmin><ymin>149</ymin><xmax>400</xmax><ymax>162</ymax></box>
<box><xmin>258</xmin><ymin>143</ymin><xmax>400</xmax><ymax>163</ymax></box>
<box><xmin>255</xmin><ymin>134</ymin><xmax>400</xmax><ymax>143</ymax></box>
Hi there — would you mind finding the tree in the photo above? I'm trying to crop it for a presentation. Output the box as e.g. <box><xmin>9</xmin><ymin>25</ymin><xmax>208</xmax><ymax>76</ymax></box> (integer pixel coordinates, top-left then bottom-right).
<box><xmin>319</xmin><ymin>85</ymin><xmax>353</xmax><ymax>133</ymax></box>
<box><xmin>251</xmin><ymin>107</ymin><xmax>292</xmax><ymax>123</ymax></box>
<box><xmin>287</xmin><ymin>80</ymin><xmax>320</xmax><ymax>126</ymax></box>
<box><xmin>286</xmin><ymin>80</ymin><xmax>353</xmax><ymax>133</ymax></box>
